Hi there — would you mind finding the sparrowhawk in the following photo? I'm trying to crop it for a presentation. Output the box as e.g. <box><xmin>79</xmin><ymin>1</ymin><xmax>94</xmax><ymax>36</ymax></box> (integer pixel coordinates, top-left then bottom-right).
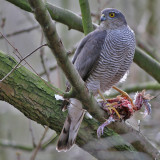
<box><xmin>57</xmin><ymin>8</ymin><xmax>136</xmax><ymax>151</ymax></box>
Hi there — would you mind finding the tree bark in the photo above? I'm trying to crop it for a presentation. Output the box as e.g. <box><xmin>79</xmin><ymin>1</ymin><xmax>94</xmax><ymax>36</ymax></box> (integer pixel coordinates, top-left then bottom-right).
<box><xmin>79</xmin><ymin>0</ymin><xmax>93</xmax><ymax>35</ymax></box>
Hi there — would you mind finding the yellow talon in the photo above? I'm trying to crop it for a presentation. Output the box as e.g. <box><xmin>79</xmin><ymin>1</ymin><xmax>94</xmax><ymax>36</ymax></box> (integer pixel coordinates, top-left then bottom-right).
<box><xmin>107</xmin><ymin>106</ymin><xmax>121</xmax><ymax>119</ymax></box>
<box><xmin>98</xmin><ymin>89</ymin><xmax>106</xmax><ymax>101</ymax></box>
<box><xmin>98</xmin><ymin>89</ymin><xmax>121</xmax><ymax>119</ymax></box>
<box><xmin>112</xmin><ymin>86</ymin><xmax>134</xmax><ymax>107</ymax></box>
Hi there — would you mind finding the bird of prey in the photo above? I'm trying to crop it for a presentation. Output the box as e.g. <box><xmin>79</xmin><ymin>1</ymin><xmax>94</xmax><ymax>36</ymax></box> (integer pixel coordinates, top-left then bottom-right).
<box><xmin>57</xmin><ymin>8</ymin><xmax>136</xmax><ymax>151</ymax></box>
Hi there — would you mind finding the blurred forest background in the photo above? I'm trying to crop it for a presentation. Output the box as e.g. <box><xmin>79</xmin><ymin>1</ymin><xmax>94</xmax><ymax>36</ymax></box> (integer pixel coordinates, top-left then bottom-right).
<box><xmin>0</xmin><ymin>0</ymin><xmax>160</xmax><ymax>159</ymax></box>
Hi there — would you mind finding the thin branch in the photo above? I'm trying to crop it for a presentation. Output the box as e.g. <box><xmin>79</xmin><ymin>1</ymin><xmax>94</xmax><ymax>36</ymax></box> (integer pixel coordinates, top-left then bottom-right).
<box><xmin>39</xmin><ymin>32</ymin><xmax>51</xmax><ymax>82</ymax></box>
<box><xmin>39</xmin><ymin>44</ymin><xmax>76</xmax><ymax>77</ymax></box>
<box><xmin>30</xmin><ymin>33</ymin><xmax>51</xmax><ymax>160</ymax></box>
<box><xmin>0</xmin><ymin>42</ymin><xmax>47</xmax><ymax>82</ymax></box>
<box><xmin>0</xmin><ymin>31</ymin><xmax>47</xmax><ymax>79</ymax></box>
<box><xmin>0</xmin><ymin>25</ymin><xmax>39</xmax><ymax>39</ymax></box>
<box><xmin>79</xmin><ymin>0</ymin><xmax>93</xmax><ymax>35</ymax></box>
<box><xmin>41</xmin><ymin>133</ymin><xmax>58</xmax><ymax>149</ymax></box>
<box><xmin>39</xmin><ymin>63</ymin><xmax>57</xmax><ymax>77</ymax></box>
<box><xmin>0</xmin><ymin>139</ymin><xmax>33</xmax><ymax>151</ymax></box>
<box><xmin>0</xmin><ymin>133</ymin><xmax>58</xmax><ymax>152</ymax></box>
<box><xmin>29</xmin><ymin>120</ymin><xmax>36</xmax><ymax>148</ymax></box>
<box><xmin>30</xmin><ymin>127</ymin><xmax>49</xmax><ymax>160</ymax></box>
<box><xmin>107</xmin><ymin>82</ymin><xmax>160</xmax><ymax>98</ymax></box>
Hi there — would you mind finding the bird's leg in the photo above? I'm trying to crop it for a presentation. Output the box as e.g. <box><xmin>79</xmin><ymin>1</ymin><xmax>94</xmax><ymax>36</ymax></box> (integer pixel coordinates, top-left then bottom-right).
<box><xmin>98</xmin><ymin>89</ymin><xmax>106</xmax><ymax>101</ymax></box>
<box><xmin>97</xmin><ymin>116</ymin><xmax>115</xmax><ymax>138</ymax></box>
<box><xmin>112</xmin><ymin>86</ymin><xmax>135</xmax><ymax>108</ymax></box>
<box><xmin>98</xmin><ymin>89</ymin><xmax>120</xmax><ymax>119</ymax></box>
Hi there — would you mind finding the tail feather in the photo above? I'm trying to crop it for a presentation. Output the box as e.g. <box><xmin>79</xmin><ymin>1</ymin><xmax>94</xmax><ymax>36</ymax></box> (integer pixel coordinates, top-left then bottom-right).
<box><xmin>56</xmin><ymin>98</ymin><xmax>86</xmax><ymax>152</ymax></box>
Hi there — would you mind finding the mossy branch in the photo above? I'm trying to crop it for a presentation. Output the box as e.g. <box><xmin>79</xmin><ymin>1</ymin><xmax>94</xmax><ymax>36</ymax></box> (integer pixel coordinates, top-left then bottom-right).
<box><xmin>79</xmin><ymin>0</ymin><xmax>93</xmax><ymax>35</ymax></box>
<box><xmin>135</xmin><ymin>47</ymin><xmax>160</xmax><ymax>83</ymax></box>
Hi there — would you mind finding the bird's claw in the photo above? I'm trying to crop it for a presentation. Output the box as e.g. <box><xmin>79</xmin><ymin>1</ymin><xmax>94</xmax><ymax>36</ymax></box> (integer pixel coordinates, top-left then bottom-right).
<box><xmin>97</xmin><ymin>116</ymin><xmax>115</xmax><ymax>138</ymax></box>
<box><xmin>107</xmin><ymin>106</ymin><xmax>121</xmax><ymax>119</ymax></box>
<box><xmin>112</xmin><ymin>86</ymin><xmax>135</xmax><ymax>108</ymax></box>
<box><xmin>97</xmin><ymin>90</ymin><xmax>153</xmax><ymax>138</ymax></box>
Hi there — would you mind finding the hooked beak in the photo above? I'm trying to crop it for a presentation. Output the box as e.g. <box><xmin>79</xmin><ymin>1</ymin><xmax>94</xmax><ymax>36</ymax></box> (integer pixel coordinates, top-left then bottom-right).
<box><xmin>100</xmin><ymin>14</ymin><xmax>106</xmax><ymax>21</ymax></box>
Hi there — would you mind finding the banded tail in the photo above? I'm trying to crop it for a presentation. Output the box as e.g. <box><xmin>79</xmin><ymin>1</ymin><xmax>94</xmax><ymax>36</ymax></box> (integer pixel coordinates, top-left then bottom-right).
<box><xmin>56</xmin><ymin>98</ymin><xmax>86</xmax><ymax>151</ymax></box>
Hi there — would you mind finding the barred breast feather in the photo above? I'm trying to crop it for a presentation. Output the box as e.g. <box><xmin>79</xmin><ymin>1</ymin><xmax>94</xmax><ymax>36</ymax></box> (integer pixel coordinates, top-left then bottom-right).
<box><xmin>86</xmin><ymin>25</ymin><xmax>135</xmax><ymax>94</ymax></box>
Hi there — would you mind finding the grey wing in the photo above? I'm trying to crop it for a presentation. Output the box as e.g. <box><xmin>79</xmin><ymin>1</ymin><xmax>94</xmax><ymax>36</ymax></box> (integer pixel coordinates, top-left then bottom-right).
<box><xmin>72</xmin><ymin>32</ymin><xmax>94</xmax><ymax>64</ymax></box>
<box><xmin>73</xmin><ymin>30</ymin><xmax>106</xmax><ymax>81</ymax></box>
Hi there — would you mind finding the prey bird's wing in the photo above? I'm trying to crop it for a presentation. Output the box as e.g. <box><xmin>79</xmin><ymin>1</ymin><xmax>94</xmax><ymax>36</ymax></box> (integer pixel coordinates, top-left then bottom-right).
<box><xmin>73</xmin><ymin>30</ymin><xmax>106</xmax><ymax>81</ymax></box>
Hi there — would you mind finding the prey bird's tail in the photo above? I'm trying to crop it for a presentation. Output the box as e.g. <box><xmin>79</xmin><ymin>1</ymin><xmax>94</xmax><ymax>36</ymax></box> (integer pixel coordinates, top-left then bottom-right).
<box><xmin>56</xmin><ymin>98</ymin><xmax>86</xmax><ymax>152</ymax></box>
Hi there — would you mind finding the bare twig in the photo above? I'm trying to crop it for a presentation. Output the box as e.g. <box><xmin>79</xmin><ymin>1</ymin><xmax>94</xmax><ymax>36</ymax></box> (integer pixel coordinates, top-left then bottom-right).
<box><xmin>29</xmin><ymin>32</ymin><xmax>52</xmax><ymax>159</ymax></box>
<box><xmin>39</xmin><ymin>43</ymin><xmax>77</xmax><ymax>77</ymax></box>
<box><xmin>0</xmin><ymin>134</ymin><xmax>57</xmax><ymax>152</ymax></box>
<box><xmin>0</xmin><ymin>32</ymin><xmax>48</xmax><ymax>81</ymax></box>
<box><xmin>39</xmin><ymin>63</ymin><xmax>57</xmax><ymax>77</ymax></box>
<box><xmin>0</xmin><ymin>32</ymin><xmax>23</xmax><ymax>60</ymax></box>
<box><xmin>39</xmin><ymin>32</ymin><xmax>51</xmax><ymax>82</ymax></box>
<box><xmin>0</xmin><ymin>25</ymin><xmax>39</xmax><ymax>39</ymax></box>
<box><xmin>0</xmin><ymin>32</ymin><xmax>63</xmax><ymax>96</ymax></box>
<box><xmin>0</xmin><ymin>139</ymin><xmax>33</xmax><ymax>151</ymax></box>
<box><xmin>0</xmin><ymin>17</ymin><xmax>6</xmax><ymax>28</ymax></box>
<box><xmin>0</xmin><ymin>43</ymin><xmax>47</xmax><ymax>82</ymax></box>
<box><xmin>42</xmin><ymin>133</ymin><xmax>58</xmax><ymax>148</ymax></box>
<box><xmin>29</xmin><ymin>120</ymin><xmax>36</xmax><ymax>148</ymax></box>
<box><xmin>106</xmin><ymin>82</ymin><xmax>160</xmax><ymax>98</ymax></box>
<box><xmin>30</xmin><ymin>127</ymin><xmax>49</xmax><ymax>160</ymax></box>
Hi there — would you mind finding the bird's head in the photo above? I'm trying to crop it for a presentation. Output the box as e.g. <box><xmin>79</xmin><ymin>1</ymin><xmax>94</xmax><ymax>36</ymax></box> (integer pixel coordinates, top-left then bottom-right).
<box><xmin>99</xmin><ymin>8</ymin><xmax>127</xmax><ymax>30</ymax></box>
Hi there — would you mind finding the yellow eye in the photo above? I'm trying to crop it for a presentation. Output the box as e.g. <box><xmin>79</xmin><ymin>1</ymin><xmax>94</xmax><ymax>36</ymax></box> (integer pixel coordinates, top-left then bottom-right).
<box><xmin>109</xmin><ymin>12</ymin><xmax>115</xmax><ymax>18</ymax></box>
